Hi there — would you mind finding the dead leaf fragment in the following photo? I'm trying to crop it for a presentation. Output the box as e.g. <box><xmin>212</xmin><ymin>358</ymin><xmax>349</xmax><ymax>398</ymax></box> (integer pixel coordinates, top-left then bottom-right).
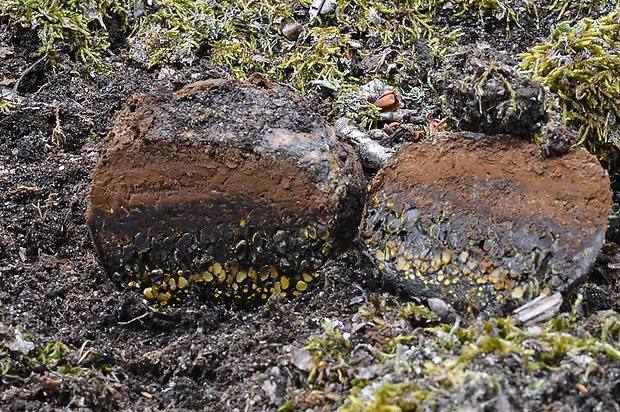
<box><xmin>8</xmin><ymin>186</ymin><xmax>38</xmax><ymax>195</ymax></box>
<box><xmin>4</xmin><ymin>327</ymin><xmax>35</xmax><ymax>355</ymax></box>
<box><xmin>291</xmin><ymin>347</ymin><xmax>314</xmax><ymax>372</ymax></box>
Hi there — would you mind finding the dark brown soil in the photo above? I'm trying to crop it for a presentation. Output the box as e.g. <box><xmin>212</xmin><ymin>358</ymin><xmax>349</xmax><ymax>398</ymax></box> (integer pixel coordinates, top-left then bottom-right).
<box><xmin>2</xmin><ymin>3</ymin><xmax>620</xmax><ymax>412</ymax></box>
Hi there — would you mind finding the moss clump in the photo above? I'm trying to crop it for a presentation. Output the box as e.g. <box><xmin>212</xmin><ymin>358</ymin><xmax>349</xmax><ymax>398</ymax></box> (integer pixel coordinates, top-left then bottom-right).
<box><xmin>38</xmin><ymin>340</ymin><xmax>70</xmax><ymax>365</ymax></box>
<box><xmin>454</xmin><ymin>0</ymin><xmax>538</xmax><ymax>28</ymax></box>
<box><xmin>128</xmin><ymin>0</ymin><xmax>217</xmax><ymax>68</ymax></box>
<box><xmin>519</xmin><ymin>12</ymin><xmax>620</xmax><ymax>175</ymax></box>
<box><xmin>1</xmin><ymin>0</ymin><xmax>540</xmax><ymax>121</ymax></box>
<box><xmin>303</xmin><ymin>320</ymin><xmax>354</xmax><ymax>384</ymax></box>
<box><xmin>547</xmin><ymin>0</ymin><xmax>619</xmax><ymax>19</ymax></box>
<box><xmin>0</xmin><ymin>100</ymin><xmax>13</xmax><ymax>113</ymax></box>
<box><xmin>289</xmin><ymin>295</ymin><xmax>620</xmax><ymax>410</ymax></box>
<box><xmin>0</xmin><ymin>0</ymin><xmax>128</xmax><ymax>67</ymax></box>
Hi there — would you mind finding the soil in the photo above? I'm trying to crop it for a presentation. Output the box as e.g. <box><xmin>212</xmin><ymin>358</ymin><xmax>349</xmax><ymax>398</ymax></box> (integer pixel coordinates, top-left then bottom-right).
<box><xmin>1</xmin><ymin>3</ymin><xmax>620</xmax><ymax>412</ymax></box>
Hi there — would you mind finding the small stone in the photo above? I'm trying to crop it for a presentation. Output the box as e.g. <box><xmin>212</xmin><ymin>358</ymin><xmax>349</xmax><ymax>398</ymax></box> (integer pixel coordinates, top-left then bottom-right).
<box><xmin>427</xmin><ymin>298</ymin><xmax>453</xmax><ymax>318</ymax></box>
<box><xmin>290</xmin><ymin>347</ymin><xmax>315</xmax><ymax>373</ymax></box>
<box><xmin>280</xmin><ymin>20</ymin><xmax>303</xmax><ymax>40</ymax></box>
<box><xmin>309</xmin><ymin>0</ymin><xmax>336</xmax><ymax>19</ymax></box>
<box><xmin>540</xmin><ymin>121</ymin><xmax>578</xmax><ymax>158</ymax></box>
<box><xmin>2</xmin><ymin>324</ymin><xmax>34</xmax><ymax>355</ymax></box>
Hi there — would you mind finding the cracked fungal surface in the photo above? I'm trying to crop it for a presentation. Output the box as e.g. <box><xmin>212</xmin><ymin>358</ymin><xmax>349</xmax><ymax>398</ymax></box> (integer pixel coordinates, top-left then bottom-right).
<box><xmin>87</xmin><ymin>77</ymin><xmax>366</xmax><ymax>307</ymax></box>
<box><xmin>363</xmin><ymin>134</ymin><xmax>611</xmax><ymax>315</ymax></box>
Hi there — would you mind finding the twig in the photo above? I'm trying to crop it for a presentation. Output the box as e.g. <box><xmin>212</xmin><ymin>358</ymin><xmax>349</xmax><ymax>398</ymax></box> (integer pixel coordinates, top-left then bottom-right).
<box><xmin>77</xmin><ymin>339</ymin><xmax>92</xmax><ymax>358</ymax></box>
<box><xmin>10</xmin><ymin>54</ymin><xmax>47</xmax><ymax>100</ymax></box>
<box><xmin>117</xmin><ymin>312</ymin><xmax>150</xmax><ymax>325</ymax></box>
<box><xmin>52</xmin><ymin>105</ymin><xmax>66</xmax><ymax>145</ymax></box>
<box><xmin>77</xmin><ymin>339</ymin><xmax>94</xmax><ymax>364</ymax></box>
<box><xmin>334</xmin><ymin>118</ymin><xmax>395</xmax><ymax>169</ymax></box>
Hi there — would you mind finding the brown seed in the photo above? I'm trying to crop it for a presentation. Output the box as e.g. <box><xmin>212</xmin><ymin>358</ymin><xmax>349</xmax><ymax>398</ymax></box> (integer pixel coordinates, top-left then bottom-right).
<box><xmin>383</xmin><ymin>121</ymin><xmax>401</xmax><ymax>135</ymax></box>
<box><xmin>43</xmin><ymin>377</ymin><xmax>62</xmax><ymax>390</ymax></box>
<box><xmin>374</xmin><ymin>91</ymin><xmax>402</xmax><ymax>111</ymax></box>
<box><xmin>281</xmin><ymin>21</ymin><xmax>303</xmax><ymax>40</ymax></box>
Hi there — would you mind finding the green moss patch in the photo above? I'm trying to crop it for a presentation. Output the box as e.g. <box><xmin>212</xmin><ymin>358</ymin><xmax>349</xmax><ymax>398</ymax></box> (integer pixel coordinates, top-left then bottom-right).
<box><xmin>289</xmin><ymin>295</ymin><xmax>620</xmax><ymax>410</ymax></box>
<box><xmin>520</xmin><ymin>11</ymin><xmax>620</xmax><ymax>175</ymax></box>
<box><xmin>0</xmin><ymin>0</ymin><xmax>128</xmax><ymax>66</ymax></box>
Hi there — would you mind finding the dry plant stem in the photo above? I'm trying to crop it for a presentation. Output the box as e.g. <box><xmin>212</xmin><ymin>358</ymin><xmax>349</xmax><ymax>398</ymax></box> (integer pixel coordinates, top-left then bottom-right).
<box><xmin>378</xmin><ymin>110</ymin><xmax>425</xmax><ymax>124</ymax></box>
<box><xmin>513</xmin><ymin>293</ymin><xmax>563</xmax><ymax>326</ymax></box>
<box><xmin>10</xmin><ymin>54</ymin><xmax>47</xmax><ymax>100</ymax></box>
<box><xmin>334</xmin><ymin>118</ymin><xmax>395</xmax><ymax>169</ymax></box>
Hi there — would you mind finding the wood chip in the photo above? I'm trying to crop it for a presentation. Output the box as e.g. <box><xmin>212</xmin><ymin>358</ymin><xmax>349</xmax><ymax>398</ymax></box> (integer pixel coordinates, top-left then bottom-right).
<box><xmin>513</xmin><ymin>293</ymin><xmax>563</xmax><ymax>326</ymax></box>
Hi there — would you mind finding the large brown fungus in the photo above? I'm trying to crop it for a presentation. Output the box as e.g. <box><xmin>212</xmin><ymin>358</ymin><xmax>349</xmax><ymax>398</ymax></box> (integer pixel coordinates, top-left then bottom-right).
<box><xmin>87</xmin><ymin>77</ymin><xmax>366</xmax><ymax>306</ymax></box>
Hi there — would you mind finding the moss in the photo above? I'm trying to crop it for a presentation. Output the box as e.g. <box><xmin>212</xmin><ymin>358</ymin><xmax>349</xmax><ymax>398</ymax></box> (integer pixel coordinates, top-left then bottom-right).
<box><xmin>0</xmin><ymin>342</ymin><xmax>9</xmax><ymax>376</ymax></box>
<box><xmin>547</xmin><ymin>0</ymin><xmax>619</xmax><ymax>19</ymax></box>
<box><xmin>39</xmin><ymin>340</ymin><xmax>69</xmax><ymax>365</ymax></box>
<box><xmin>0</xmin><ymin>0</ymin><xmax>542</xmax><ymax>78</ymax></box>
<box><xmin>0</xmin><ymin>0</ymin><xmax>128</xmax><ymax>67</ymax></box>
<box><xmin>519</xmin><ymin>12</ymin><xmax>620</xmax><ymax>176</ymax></box>
<box><xmin>304</xmin><ymin>320</ymin><xmax>353</xmax><ymax>384</ymax></box>
<box><xmin>128</xmin><ymin>0</ymin><xmax>216</xmax><ymax>68</ymax></box>
<box><xmin>290</xmin><ymin>295</ymin><xmax>620</xmax><ymax>410</ymax></box>
<box><xmin>454</xmin><ymin>0</ymin><xmax>538</xmax><ymax>28</ymax></box>
<box><xmin>279</xmin><ymin>26</ymin><xmax>355</xmax><ymax>93</ymax></box>
<box><xmin>1</xmin><ymin>0</ymin><xmax>540</xmax><ymax>124</ymax></box>
<box><xmin>0</xmin><ymin>100</ymin><xmax>14</xmax><ymax>113</ymax></box>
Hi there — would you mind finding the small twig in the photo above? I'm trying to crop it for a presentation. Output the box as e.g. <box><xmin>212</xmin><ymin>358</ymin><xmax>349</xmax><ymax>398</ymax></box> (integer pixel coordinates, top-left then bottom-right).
<box><xmin>117</xmin><ymin>312</ymin><xmax>150</xmax><ymax>325</ymax></box>
<box><xmin>77</xmin><ymin>339</ymin><xmax>94</xmax><ymax>364</ymax></box>
<box><xmin>334</xmin><ymin>117</ymin><xmax>395</xmax><ymax>169</ymax></box>
<box><xmin>77</xmin><ymin>339</ymin><xmax>92</xmax><ymax>359</ymax></box>
<box><xmin>447</xmin><ymin>316</ymin><xmax>461</xmax><ymax>345</ymax></box>
<box><xmin>32</xmin><ymin>82</ymin><xmax>51</xmax><ymax>98</ymax></box>
<box><xmin>52</xmin><ymin>105</ymin><xmax>66</xmax><ymax>145</ymax></box>
<box><xmin>309</xmin><ymin>0</ymin><xmax>327</xmax><ymax>19</ymax></box>
<box><xmin>10</xmin><ymin>54</ymin><xmax>47</xmax><ymax>100</ymax></box>
<box><xmin>32</xmin><ymin>200</ymin><xmax>45</xmax><ymax>219</ymax></box>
